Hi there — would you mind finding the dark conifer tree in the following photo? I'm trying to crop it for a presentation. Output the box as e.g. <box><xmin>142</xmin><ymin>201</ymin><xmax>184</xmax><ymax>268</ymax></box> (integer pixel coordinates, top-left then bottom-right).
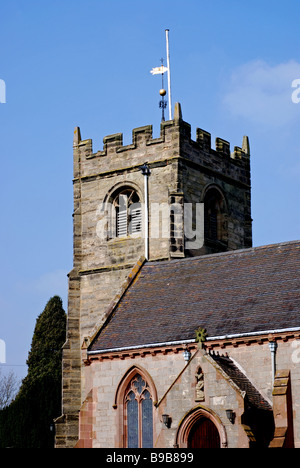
<box><xmin>0</xmin><ymin>296</ymin><xmax>66</xmax><ymax>448</ymax></box>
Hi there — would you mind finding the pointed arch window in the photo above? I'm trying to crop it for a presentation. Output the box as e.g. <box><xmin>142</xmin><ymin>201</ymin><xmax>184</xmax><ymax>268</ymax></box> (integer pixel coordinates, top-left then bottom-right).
<box><xmin>113</xmin><ymin>188</ymin><xmax>142</xmax><ymax>238</ymax></box>
<box><xmin>204</xmin><ymin>187</ymin><xmax>228</xmax><ymax>246</ymax></box>
<box><xmin>124</xmin><ymin>374</ymin><xmax>153</xmax><ymax>448</ymax></box>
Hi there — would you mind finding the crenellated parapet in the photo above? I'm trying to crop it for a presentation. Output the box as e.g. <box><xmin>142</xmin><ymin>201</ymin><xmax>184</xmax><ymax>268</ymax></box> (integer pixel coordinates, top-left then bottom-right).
<box><xmin>73</xmin><ymin>102</ymin><xmax>250</xmax><ymax>188</ymax></box>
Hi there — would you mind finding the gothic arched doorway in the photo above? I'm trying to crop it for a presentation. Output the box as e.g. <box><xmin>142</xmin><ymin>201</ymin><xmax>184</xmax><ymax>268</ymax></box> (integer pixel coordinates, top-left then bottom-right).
<box><xmin>187</xmin><ymin>417</ymin><xmax>221</xmax><ymax>448</ymax></box>
<box><xmin>175</xmin><ymin>406</ymin><xmax>227</xmax><ymax>449</ymax></box>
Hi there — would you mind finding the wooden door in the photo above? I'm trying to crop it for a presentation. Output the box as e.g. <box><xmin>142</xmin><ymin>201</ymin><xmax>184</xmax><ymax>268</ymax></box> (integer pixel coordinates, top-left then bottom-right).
<box><xmin>187</xmin><ymin>418</ymin><xmax>220</xmax><ymax>448</ymax></box>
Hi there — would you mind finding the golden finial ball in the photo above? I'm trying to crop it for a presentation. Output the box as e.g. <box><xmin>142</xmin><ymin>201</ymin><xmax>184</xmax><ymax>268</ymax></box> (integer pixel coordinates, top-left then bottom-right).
<box><xmin>159</xmin><ymin>88</ymin><xmax>166</xmax><ymax>96</ymax></box>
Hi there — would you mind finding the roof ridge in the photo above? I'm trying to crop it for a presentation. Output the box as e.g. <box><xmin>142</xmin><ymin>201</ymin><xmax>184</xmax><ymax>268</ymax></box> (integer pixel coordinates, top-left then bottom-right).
<box><xmin>146</xmin><ymin>240</ymin><xmax>300</xmax><ymax>266</ymax></box>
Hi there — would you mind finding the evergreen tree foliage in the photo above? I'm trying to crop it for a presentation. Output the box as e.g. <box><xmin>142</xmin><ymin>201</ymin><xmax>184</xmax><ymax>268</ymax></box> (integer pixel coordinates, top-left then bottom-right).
<box><xmin>0</xmin><ymin>296</ymin><xmax>66</xmax><ymax>448</ymax></box>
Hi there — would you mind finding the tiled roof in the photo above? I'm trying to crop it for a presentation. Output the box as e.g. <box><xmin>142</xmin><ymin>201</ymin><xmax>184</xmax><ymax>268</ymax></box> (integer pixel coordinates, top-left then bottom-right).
<box><xmin>209</xmin><ymin>353</ymin><xmax>272</xmax><ymax>410</ymax></box>
<box><xmin>89</xmin><ymin>241</ymin><xmax>300</xmax><ymax>353</ymax></box>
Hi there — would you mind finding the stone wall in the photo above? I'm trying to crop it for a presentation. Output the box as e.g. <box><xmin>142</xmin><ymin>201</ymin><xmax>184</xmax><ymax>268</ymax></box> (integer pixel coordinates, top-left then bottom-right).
<box><xmin>79</xmin><ymin>338</ymin><xmax>300</xmax><ymax>448</ymax></box>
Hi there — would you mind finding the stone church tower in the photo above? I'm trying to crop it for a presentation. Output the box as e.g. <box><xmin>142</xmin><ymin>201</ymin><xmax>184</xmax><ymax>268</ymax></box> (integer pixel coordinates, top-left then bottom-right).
<box><xmin>55</xmin><ymin>102</ymin><xmax>252</xmax><ymax>447</ymax></box>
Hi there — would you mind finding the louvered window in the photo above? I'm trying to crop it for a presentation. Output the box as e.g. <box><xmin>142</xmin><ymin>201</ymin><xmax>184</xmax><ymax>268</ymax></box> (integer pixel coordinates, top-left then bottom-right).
<box><xmin>117</xmin><ymin>194</ymin><xmax>128</xmax><ymax>237</ymax></box>
<box><xmin>130</xmin><ymin>206</ymin><xmax>142</xmax><ymax>234</ymax></box>
<box><xmin>114</xmin><ymin>189</ymin><xmax>141</xmax><ymax>238</ymax></box>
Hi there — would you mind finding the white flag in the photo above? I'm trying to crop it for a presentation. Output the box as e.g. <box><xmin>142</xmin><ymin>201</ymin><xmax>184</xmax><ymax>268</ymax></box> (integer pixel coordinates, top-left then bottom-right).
<box><xmin>150</xmin><ymin>66</ymin><xmax>168</xmax><ymax>75</ymax></box>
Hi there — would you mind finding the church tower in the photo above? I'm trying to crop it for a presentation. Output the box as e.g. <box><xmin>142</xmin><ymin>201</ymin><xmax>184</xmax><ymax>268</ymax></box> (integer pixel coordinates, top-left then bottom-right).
<box><xmin>55</xmin><ymin>102</ymin><xmax>252</xmax><ymax>447</ymax></box>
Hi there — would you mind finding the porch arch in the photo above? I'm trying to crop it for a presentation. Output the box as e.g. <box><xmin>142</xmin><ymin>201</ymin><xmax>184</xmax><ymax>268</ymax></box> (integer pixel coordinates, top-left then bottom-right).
<box><xmin>175</xmin><ymin>405</ymin><xmax>227</xmax><ymax>448</ymax></box>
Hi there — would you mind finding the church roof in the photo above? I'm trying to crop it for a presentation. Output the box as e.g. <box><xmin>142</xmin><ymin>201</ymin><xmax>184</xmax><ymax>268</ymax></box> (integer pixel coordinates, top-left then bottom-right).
<box><xmin>209</xmin><ymin>353</ymin><xmax>272</xmax><ymax>411</ymax></box>
<box><xmin>89</xmin><ymin>240</ymin><xmax>300</xmax><ymax>353</ymax></box>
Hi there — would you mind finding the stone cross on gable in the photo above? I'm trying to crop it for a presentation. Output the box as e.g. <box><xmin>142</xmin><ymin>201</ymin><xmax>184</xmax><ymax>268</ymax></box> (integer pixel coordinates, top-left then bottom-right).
<box><xmin>195</xmin><ymin>327</ymin><xmax>207</xmax><ymax>349</ymax></box>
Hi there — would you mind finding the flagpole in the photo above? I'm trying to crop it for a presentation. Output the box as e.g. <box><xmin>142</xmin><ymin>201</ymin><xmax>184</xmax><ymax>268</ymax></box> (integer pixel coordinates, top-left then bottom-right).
<box><xmin>165</xmin><ymin>29</ymin><xmax>172</xmax><ymax>120</ymax></box>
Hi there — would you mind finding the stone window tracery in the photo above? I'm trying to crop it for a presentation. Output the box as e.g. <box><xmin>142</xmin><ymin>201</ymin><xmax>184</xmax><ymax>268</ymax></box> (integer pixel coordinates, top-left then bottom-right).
<box><xmin>124</xmin><ymin>374</ymin><xmax>153</xmax><ymax>448</ymax></box>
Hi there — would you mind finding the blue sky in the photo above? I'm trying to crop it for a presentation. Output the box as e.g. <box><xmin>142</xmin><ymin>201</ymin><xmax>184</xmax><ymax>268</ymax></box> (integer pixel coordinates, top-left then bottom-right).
<box><xmin>0</xmin><ymin>0</ymin><xmax>299</xmax><ymax>380</ymax></box>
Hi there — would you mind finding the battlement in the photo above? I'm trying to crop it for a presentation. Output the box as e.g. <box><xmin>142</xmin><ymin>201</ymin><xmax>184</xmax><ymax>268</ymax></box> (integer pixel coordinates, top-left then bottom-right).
<box><xmin>73</xmin><ymin>103</ymin><xmax>250</xmax><ymax>185</ymax></box>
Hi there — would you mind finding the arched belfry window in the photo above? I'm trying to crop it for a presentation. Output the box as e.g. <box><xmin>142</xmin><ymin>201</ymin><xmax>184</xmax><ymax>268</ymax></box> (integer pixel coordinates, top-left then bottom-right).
<box><xmin>108</xmin><ymin>187</ymin><xmax>142</xmax><ymax>239</ymax></box>
<box><xmin>124</xmin><ymin>374</ymin><xmax>153</xmax><ymax>448</ymax></box>
<box><xmin>204</xmin><ymin>187</ymin><xmax>228</xmax><ymax>246</ymax></box>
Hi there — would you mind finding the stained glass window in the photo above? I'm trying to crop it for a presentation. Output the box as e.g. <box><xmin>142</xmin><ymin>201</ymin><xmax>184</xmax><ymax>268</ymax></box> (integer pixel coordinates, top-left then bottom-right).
<box><xmin>125</xmin><ymin>374</ymin><xmax>153</xmax><ymax>448</ymax></box>
<box><xmin>127</xmin><ymin>391</ymin><xmax>139</xmax><ymax>448</ymax></box>
<box><xmin>142</xmin><ymin>390</ymin><xmax>153</xmax><ymax>448</ymax></box>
